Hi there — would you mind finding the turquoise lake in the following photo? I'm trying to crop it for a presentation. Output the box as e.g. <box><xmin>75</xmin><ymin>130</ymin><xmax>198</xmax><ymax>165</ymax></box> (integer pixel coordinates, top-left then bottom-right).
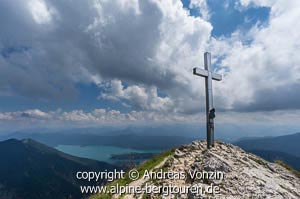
<box><xmin>55</xmin><ymin>145</ymin><xmax>161</xmax><ymax>163</ymax></box>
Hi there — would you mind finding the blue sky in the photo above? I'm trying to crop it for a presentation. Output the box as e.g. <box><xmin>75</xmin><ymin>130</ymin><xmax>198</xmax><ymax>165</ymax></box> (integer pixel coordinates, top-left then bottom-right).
<box><xmin>0</xmin><ymin>0</ymin><xmax>299</xmax><ymax>133</ymax></box>
<box><xmin>182</xmin><ymin>0</ymin><xmax>270</xmax><ymax>37</ymax></box>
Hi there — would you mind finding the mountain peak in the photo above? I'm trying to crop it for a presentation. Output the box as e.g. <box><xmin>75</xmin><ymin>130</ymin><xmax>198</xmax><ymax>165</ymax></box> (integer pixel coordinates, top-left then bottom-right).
<box><xmin>102</xmin><ymin>141</ymin><xmax>300</xmax><ymax>198</ymax></box>
<box><xmin>171</xmin><ymin>141</ymin><xmax>300</xmax><ymax>198</ymax></box>
<box><xmin>21</xmin><ymin>138</ymin><xmax>35</xmax><ymax>143</ymax></box>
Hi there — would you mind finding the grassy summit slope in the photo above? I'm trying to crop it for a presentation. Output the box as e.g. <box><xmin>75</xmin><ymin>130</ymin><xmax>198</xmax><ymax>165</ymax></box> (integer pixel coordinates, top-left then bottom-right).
<box><xmin>91</xmin><ymin>149</ymin><xmax>175</xmax><ymax>199</ymax></box>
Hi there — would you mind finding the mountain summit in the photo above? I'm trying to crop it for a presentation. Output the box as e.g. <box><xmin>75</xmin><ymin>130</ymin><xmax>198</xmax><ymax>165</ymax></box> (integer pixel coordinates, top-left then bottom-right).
<box><xmin>95</xmin><ymin>141</ymin><xmax>300</xmax><ymax>199</ymax></box>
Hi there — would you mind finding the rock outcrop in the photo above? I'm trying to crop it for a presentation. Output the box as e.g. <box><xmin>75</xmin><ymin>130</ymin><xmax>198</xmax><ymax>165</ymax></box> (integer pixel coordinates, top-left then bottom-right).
<box><xmin>115</xmin><ymin>141</ymin><xmax>300</xmax><ymax>199</ymax></box>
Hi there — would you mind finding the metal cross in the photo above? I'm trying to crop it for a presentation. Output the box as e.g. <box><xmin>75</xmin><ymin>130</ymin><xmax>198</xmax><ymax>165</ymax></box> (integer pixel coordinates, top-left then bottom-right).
<box><xmin>193</xmin><ymin>52</ymin><xmax>222</xmax><ymax>149</ymax></box>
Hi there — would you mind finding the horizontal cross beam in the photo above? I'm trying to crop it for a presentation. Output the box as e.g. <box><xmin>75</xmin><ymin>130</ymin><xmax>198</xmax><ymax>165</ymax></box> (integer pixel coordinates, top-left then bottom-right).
<box><xmin>193</xmin><ymin>68</ymin><xmax>222</xmax><ymax>81</ymax></box>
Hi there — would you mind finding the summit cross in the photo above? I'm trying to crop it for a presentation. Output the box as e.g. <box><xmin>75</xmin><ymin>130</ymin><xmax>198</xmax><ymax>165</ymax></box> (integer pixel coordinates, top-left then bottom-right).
<box><xmin>193</xmin><ymin>52</ymin><xmax>222</xmax><ymax>149</ymax></box>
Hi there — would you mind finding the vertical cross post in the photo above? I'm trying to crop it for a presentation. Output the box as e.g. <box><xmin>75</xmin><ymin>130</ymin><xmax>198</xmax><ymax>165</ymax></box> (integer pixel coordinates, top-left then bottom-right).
<box><xmin>193</xmin><ymin>52</ymin><xmax>222</xmax><ymax>149</ymax></box>
<box><xmin>204</xmin><ymin>52</ymin><xmax>213</xmax><ymax>149</ymax></box>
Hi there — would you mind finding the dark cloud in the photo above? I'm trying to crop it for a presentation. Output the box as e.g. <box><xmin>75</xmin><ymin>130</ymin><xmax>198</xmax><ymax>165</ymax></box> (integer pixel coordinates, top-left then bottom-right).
<box><xmin>0</xmin><ymin>0</ymin><xmax>212</xmax><ymax>114</ymax></box>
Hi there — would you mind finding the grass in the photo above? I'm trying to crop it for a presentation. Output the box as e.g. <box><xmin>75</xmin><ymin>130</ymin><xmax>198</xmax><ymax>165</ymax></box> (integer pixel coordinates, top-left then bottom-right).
<box><xmin>275</xmin><ymin>160</ymin><xmax>300</xmax><ymax>178</ymax></box>
<box><xmin>90</xmin><ymin>149</ymin><xmax>175</xmax><ymax>199</ymax></box>
<box><xmin>249</xmin><ymin>156</ymin><xmax>268</xmax><ymax>166</ymax></box>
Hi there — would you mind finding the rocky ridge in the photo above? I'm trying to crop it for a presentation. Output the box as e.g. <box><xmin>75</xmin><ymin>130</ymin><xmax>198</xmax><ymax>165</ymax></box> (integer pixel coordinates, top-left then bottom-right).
<box><xmin>119</xmin><ymin>141</ymin><xmax>300</xmax><ymax>199</ymax></box>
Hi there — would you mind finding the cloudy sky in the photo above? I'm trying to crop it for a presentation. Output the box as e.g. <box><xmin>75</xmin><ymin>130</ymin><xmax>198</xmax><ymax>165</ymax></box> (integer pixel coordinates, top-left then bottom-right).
<box><xmin>0</xmin><ymin>0</ymin><xmax>299</xmax><ymax>133</ymax></box>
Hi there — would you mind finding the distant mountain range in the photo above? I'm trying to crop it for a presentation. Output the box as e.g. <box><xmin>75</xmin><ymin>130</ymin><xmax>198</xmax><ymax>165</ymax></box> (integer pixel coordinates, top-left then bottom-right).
<box><xmin>2</xmin><ymin>124</ymin><xmax>289</xmax><ymax>146</ymax></box>
<box><xmin>0</xmin><ymin>139</ymin><xmax>118</xmax><ymax>199</ymax></box>
<box><xmin>235</xmin><ymin>132</ymin><xmax>300</xmax><ymax>170</ymax></box>
<box><xmin>2</xmin><ymin>125</ymin><xmax>297</xmax><ymax>150</ymax></box>
<box><xmin>0</xmin><ymin>132</ymin><xmax>195</xmax><ymax>150</ymax></box>
<box><xmin>247</xmin><ymin>150</ymin><xmax>300</xmax><ymax>171</ymax></box>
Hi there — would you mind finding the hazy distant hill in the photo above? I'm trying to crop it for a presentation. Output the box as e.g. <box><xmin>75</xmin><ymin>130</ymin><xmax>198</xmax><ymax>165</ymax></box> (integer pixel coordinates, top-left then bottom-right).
<box><xmin>248</xmin><ymin>150</ymin><xmax>300</xmax><ymax>170</ymax></box>
<box><xmin>234</xmin><ymin>132</ymin><xmax>300</xmax><ymax>170</ymax></box>
<box><xmin>0</xmin><ymin>139</ymin><xmax>118</xmax><ymax>199</ymax></box>
<box><xmin>235</xmin><ymin>132</ymin><xmax>300</xmax><ymax>157</ymax></box>
<box><xmin>1</xmin><ymin>133</ymin><xmax>195</xmax><ymax>150</ymax></box>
